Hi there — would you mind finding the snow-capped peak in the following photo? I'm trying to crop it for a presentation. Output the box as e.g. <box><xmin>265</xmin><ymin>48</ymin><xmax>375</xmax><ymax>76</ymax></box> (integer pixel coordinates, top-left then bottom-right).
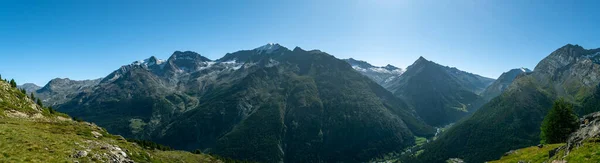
<box><xmin>132</xmin><ymin>56</ymin><xmax>166</xmax><ymax>67</ymax></box>
<box><xmin>254</xmin><ymin>43</ymin><xmax>282</xmax><ymax>53</ymax></box>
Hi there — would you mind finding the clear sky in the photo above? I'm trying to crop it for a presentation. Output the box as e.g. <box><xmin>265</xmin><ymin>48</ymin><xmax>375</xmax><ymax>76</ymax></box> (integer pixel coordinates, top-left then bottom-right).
<box><xmin>1</xmin><ymin>0</ymin><xmax>599</xmax><ymax>86</ymax></box>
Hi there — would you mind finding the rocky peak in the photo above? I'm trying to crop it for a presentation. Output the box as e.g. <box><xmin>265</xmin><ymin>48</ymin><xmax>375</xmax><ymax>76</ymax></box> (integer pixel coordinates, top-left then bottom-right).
<box><xmin>498</xmin><ymin>68</ymin><xmax>531</xmax><ymax>77</ymax></box>
<box><xmin>132</xmin><ymin>56</ymin><xmax>165</xmax><ymax>68</ymax></box>
<box><xmin>165</xmin><ymin>51</ymin><xmax>213</xmax><ymax>73</ymax></box>
<box><xmin>416</xmin><ymin>56</ymin><xmax>428</xmax><ymax>62</ymax></box>
<box><xmin>254</xmin><ymin>43</ymin><xmax>284</xmax><ymax>54</ymax></box>
<box><xmin>344</xmin><ymin>58</ymin><xmax>374</xmax><ymax>68</ymax></box>
<box><xmin>384</xmin><ymin>64</ymin><xmax>400</xmax><ymax>71</ymax></box>
<box><xmin>534</xmin><ymin>44</ymin><xmax>593</xmax><ymax>73</ymax></box>
<box><xmin>479</xmin><ymin>67</ymin><xmax>531</xmax><ymax>102</ymax></box>
<box><xmin>40</xmin><ymin>78</ymin><xmax>101</xmax><ymax>92</ymax></box>
<box><xmin>292</xmin><ymin>46</ymin><xmax>305</xmax><ymax>52</ymax></box>
<box><xmin>168</xmin><ymin>51</ymin><xmax>211</xmax><ymax>62</ymax></box>
<box><xmin>405</xmin><ymin>56</ymin><xmax>436</xmax><ymax>72</ymax></box>
<box><xmin>148</xmin><ymin>56</ymin><xmax>160</xmax><ymax>64</ymax></box>
<box><xmin>219</xmin><ymin>44</ymin><xmax>291</xmax><ymax>63</ymax></box>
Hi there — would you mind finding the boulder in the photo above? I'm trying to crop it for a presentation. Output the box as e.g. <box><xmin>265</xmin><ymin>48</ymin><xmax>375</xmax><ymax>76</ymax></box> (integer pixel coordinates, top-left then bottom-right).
<box><xmin>73</xmin><ymin>150</ymin><xmax>88</xmax><ymax>158</ymax></box>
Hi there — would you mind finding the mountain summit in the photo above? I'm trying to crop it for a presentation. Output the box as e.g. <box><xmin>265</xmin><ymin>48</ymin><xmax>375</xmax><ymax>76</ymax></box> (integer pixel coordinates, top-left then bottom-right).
<box><xmin>383</xmin><ymin>56</ymin><xmax>494</xmax><ymax>126</ymax></box>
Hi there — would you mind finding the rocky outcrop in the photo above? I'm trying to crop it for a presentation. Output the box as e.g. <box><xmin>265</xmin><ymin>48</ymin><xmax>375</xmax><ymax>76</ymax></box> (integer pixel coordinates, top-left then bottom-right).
<box><xmin>564</xmin><ymin>112</ymin><xmax>600</xmax><ymax>154</ymax></box>
<box><xmin>544</xmin><ymin>111</ymin><xmax>600</xmax><ymax>159</ymax></box>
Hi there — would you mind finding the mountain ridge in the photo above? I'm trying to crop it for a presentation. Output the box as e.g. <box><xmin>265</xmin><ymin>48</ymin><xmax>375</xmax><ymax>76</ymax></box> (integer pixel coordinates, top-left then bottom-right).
<box><xmin>55</xmin><ymin>44</ymin><xmax>435</xmax><ymax>163</ymax></box>
<box><xmin>413</xmin><ymin>44</ymin><xmax>600</xmax><ymax>162</ymax></box>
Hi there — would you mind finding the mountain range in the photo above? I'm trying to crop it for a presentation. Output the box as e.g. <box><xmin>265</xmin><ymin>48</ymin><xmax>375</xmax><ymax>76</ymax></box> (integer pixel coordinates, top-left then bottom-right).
<box><xmin>40</xmin><ymin>44</ymin><xmax>437</xmax><ymax>163</ymax></box>
<box><xmin>412</xmin><ymin>44</ymin><xmax>600</xmax><ymax>162</ymax></box>
<box><xmin>346</xmin><ymin>57</ymin><xmax>496</xmax><ymax>126</ymax></box>
<box><xmin>20</xmin><ymin>43</ymin><xmax>600</xmax><ymax>163</ymax></box>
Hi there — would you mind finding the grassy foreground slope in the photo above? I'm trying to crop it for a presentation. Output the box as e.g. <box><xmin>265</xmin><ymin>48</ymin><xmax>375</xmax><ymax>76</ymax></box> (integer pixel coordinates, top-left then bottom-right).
<box><xmin>0</xmin><ymin>80</ymin><xmax>221</xmax><ymax>163</ymax></box>
<box><xmin>492</xmin><ymin>139</ymin><xmax>600</xmax><ymax>163</ymax></box>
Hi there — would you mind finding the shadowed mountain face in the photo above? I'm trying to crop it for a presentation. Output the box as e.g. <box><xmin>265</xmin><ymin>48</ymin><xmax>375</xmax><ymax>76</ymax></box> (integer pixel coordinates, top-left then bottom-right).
<box><xmin>381</xmin><ymin>57</ymin><xmax>494</xmax><ymax>126</ymax></box>
<box><xmin>414</xmin><ymin>44</ymin><xmax>600</xmax><ymax>163</ymax></box>
<box><xmin>56</xmin><ymin>44</ymin><xmax>434</xmax><ymax>163</ymax></box>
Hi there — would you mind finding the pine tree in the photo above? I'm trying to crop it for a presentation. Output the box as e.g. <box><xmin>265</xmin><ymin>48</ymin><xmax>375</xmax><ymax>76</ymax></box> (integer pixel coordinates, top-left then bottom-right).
<box><xmin>30</xmin><ymin>92</ymin><xmax>35</xmax><ymax>100</ymax></box>
<box><xmin>36</xmin><ymin>98</ymin><xmax>44</xmax><ymax>107</ymax></box>
<box><xmin>9</xmin><ymin>79</ymin><xmax>17</xmax><ymax>88</ymax></box>
<box><xmin>48</xmin><ymin>106</ymin><xmax>55</xmax><ymax>114</ymax></box>
<box><xmin>0</xmin><ymin>74</ymin><xmax>2</xmax><ymax>80</ymax></box>
<box><xmin>540</xmin><ymin>99</ymin><xmax>579</xmax><ymax>144</ymax></box>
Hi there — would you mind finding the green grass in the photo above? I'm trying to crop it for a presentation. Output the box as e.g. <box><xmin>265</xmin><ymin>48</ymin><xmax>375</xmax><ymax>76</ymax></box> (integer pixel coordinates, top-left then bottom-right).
<box><xmin>489</xmin><ymin>144</ymin><xmax>564</xmax><ymax>163</ymax></box>
<box><xmin>415</xmin><ymin>136</ymin><xmax>427</xmax><ymax>147</ymax></box>
<box><xmin>0</xmin><ymin>117</ymin><xmax>221</xmax><ymax>163</ymax></box>
<box><xmin>0</xmin><ymin>79</ymin><xmax>221</xmax><ymax>162</ymax></box>
<box><xmin>492</xmin><ymin>139</ymin><xmax>600</xmax><ymax>163</ymax></box>
<box><xmin>562</xmin><ymin>138</ymin><xmax>600</xmax><ymax>162</ymax></box>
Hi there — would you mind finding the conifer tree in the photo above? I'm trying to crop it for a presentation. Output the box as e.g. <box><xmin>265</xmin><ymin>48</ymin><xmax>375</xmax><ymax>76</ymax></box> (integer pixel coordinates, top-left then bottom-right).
<box><xmin>36</xmin><ymin>98</ymin><xmax>43</xmax><ymax>107</ymax></box>
<box><xmin>9</xmin><ymin>79</ymin><xmax>17</xmax><ymax>88</ymax></box>
<box><xmin>540</xmin><ymin>99</ymin><xmax>579</xmax><ymax>144</ymax></box>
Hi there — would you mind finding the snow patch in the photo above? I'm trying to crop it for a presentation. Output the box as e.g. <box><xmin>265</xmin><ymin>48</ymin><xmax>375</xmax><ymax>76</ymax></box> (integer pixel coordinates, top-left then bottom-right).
<box><xmin>132</xmin><ymin>57</ymin><xmax>166</xmax><ymax>68</ymax></box>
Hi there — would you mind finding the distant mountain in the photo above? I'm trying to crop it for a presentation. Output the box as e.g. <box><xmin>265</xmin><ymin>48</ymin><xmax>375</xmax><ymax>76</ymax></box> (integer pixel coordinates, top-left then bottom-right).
<box><xmin>343</xmin><ymin>58</ymin><xmax>404</xmax><ymax>86</ymax></box>
<box><xmin>0</xmin><ymin>76</ymin><xmax>222</xmax><ymax>163</ymax></box>
<box><xmin>480</xmin><ymin>68</ymin><xmax>531</xmax><ymax>102</ymax></box>
<box><xmin>57</xmin><ymin>44</ymin><xmax>434</xmax><ymax>163</ymax></box>
<box><xmin>17</xmin><ymin>83</ymin><xmax>41</xmax><ymax>93</ymax></box>
<box><xmin>383</xmin><ymin>57</ymin><xmax>494</xmax><ymax>126</ymax></box>
<box><xmin>414</xmin><ymin>44</ymin><xmax>600</xmax><ymax>163</ymax></box>
<box><xmin>35</xmin><ymin>78</ymin><xmax>101</xmax><ymax>106</ymax></box>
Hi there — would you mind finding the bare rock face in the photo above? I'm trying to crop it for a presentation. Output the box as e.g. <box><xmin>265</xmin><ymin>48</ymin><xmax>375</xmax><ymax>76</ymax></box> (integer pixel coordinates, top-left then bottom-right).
<box><xmin>530</xmin><ymin>44</ymin><xmax>600</xmax><ymax>98</ymax></box>
<box><xmin>545</xmin><ymin>111</ymin><xmax>600</xmax><ymax>159</ymax></box>
<box><xmin>566</xmin><ymin>112</ymin><xmax>600</xmax><ymax>152</ymax></box>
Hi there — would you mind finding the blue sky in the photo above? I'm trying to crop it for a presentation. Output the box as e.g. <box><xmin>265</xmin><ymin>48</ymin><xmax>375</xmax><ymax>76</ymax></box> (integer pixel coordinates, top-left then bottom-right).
<box><xmin>1</xmin><ymin>0</ymin><xmax>599</xmax><ymax>86</ymax></box>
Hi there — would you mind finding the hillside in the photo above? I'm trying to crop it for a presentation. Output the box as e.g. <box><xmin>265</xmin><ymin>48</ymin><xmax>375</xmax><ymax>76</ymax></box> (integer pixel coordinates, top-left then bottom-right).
<box><xmin>56</xmin><ymin>44</ymin><xmax>435</xmax><ymax>162</ymax></box>
<box><xmin>412</xmin><ymin>44</ymin><xmax>600</xmax><ymax>162</ymax></box>
<box><xmin>0</xmin><ymin>78</ymin><xmax>222</xmax><ymax>162</ymax></box>
<box><xmin>492</xmin><ymin>111</ymin><xmax>600</xmax><ymax>163</ymax></box>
